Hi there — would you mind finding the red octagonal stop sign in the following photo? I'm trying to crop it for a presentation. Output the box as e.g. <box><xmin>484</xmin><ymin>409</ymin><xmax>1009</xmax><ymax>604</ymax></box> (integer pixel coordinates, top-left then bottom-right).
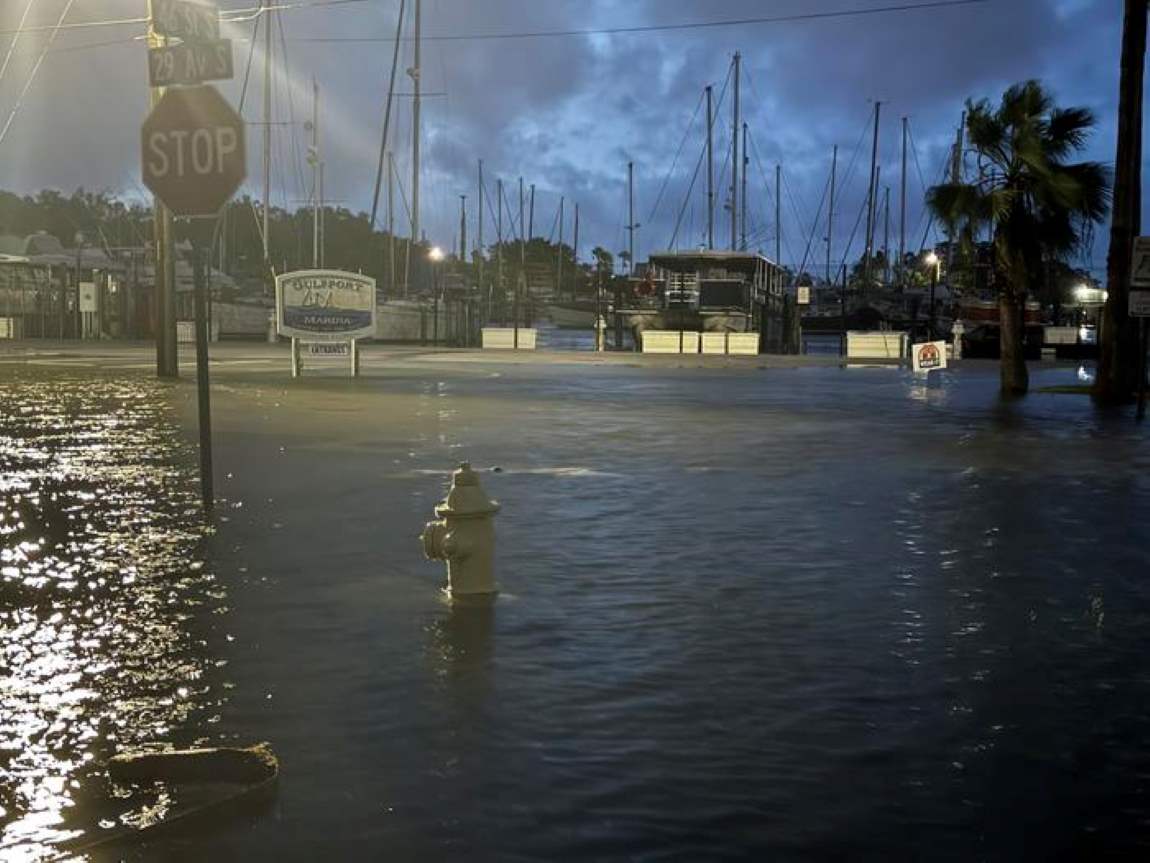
<box><xmin>142</xmin><ymin>85</ymin><xmax>246</xmax><ymax>217</ymax></box>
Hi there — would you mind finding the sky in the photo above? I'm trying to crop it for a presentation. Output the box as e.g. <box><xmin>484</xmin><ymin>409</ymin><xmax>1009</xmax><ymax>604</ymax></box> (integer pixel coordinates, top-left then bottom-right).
<box><xmin>0</xmin><ymin>0</ymin><xmax>1130</xmax><ymax>278</ymax></box>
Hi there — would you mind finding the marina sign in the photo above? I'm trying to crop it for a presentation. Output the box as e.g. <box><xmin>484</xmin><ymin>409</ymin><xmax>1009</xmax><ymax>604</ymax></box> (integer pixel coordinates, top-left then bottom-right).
<box><xmin>276</xmin><ymin>270</ymin><xmax>377</xmax><ymax>341</ymax></box>
<box><xmin>911</xmin><ymin>340</ymin><xmax>948</xmax><ymax>373</ymax></box>
<box><xmin>152</xmin><ymin>0</ymin><xmax>220</xmax><ymax>42</ymax></box>
<box><xmin>149</xmin><ymin>39</ymin><xmax>233</xmax><ymax>88</ymax></box>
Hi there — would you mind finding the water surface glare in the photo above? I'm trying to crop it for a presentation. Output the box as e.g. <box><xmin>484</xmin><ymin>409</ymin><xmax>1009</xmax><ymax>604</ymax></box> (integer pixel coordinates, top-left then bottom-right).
<box><xmin>0</xmin><ymin>368</ymin><xmax>225</xmax><ymax>861</ymax></box>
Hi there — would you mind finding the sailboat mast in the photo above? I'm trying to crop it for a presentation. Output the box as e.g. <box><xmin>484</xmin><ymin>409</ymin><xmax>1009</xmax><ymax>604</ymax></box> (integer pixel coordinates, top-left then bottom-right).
<box><xmin>731</xmin><ymin>52</ymin><xmax>740</xmax><ymax>250</ymax></box>
<box><xmin>862</xmin><ymin>100</ymin><xmax>881</xmax><ymax>295</ymax></box>
<box><xmin>312</xmin><ymin>78</ymin><xmax>320</xmax><ymax>268</ymax></box>
<box><xmin>387</xmin><ymin>151</ymin><xmax>395</xmax><ymax>294</ymax></box>
<box><xmin>557</xmin><ymin>196</ymin><xmax>565</xmax><ymax>299</ymax></box>
<box><xmin>706</xmin><ymin>84</ymin><xmax>714</xmax><ymax>250</ymax></box>
<box><xmin>775</xmin><ymin>163</ymin><xmax>782</xmax><ymax>267</ymax></box>
<box><xmin>740</xmin><ymin>123</ymin><xmax>748</xmax><ymax>251</ymax></box>
<box><xmin>883</xmin><ymin>184</ymin><xmax>891</xmax><ymax>287</ymax></box>
<box><xmin>899</xmin><ymin>116</ymin><xmax>908</xmax><ymax>287</ymax></box>
<box><xmin>573</xmin><ymin>202</ymin><xmax>580</xmax><ymax>301</ymax></box>
<box><xmin>477</xmin><ymin>159</ymin><xmax>484</xmax><ymax>304</ymax></box>
<box><xmin>827</xmin><ymin>145</ymin><xmax>837</xmax><ymax>284</ymax></box>
<box><xmin>627</xmin><ymin>162</ymin><xmax>635</xmax><ymax>274</ymax></box>
<box><xmin>262</xmin><ymin>0</ymin><xmax>272</xmax><ymax>269</ymax></box>
<box><xmin>410</xmin><ymin>0</ymin><xmax>421</xmax><ymax>249</ymax></box>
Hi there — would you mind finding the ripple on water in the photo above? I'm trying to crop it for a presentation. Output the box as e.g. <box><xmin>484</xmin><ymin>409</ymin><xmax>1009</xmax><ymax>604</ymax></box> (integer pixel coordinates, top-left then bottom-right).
<box><xmin>0</xmin><ymin>369</ymin><xmax>224</xmax><ymax>861</ymax></box>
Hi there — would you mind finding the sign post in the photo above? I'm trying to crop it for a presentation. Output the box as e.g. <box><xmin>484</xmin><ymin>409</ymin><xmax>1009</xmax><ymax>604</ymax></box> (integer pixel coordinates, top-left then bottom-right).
<box><xmin>275</xmin><ymin>270</ymin><xmax>377</xmax><ymax>378</ymax></box>
<box><xmin>141</xmin><ymin>79</ymin><xmax>244</xmax><ymax>510</ymax></box>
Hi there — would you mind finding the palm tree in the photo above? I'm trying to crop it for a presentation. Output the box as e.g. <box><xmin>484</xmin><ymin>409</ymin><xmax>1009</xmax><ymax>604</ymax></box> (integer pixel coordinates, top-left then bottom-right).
<box><xmin>1094</xmin><ymin>0</ymin><xmax>1146</xmax><ymax>405</ymax></box>
<box><xmin>927</xmin><ymin>81</ymin><xmax>1109</xmax><ymax>395</ymax></box>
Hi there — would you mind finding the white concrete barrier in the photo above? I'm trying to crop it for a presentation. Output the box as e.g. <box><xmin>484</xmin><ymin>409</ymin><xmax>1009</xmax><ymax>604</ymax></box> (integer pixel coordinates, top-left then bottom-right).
<box><xmin>482</xmin><ymin>327</ymin><xmax>537</xmax><ymax>350</ymax></box>
<box><xmin>846</xmin><ymin>331</ymin><xmax>906</xmax><ymax>360</ymax></box>
<box><xmin>1044</xmin><ymin>326</ymin><xmax>1079</xmax><ymax>346</ymax></box>
<box><xmin>727</xmin><ymin>332</ymin><xmax>760</xmax><ymax>356</ymax></box>
<box><xmin>0</xmin><ymin>317</ymin><xmax>20</xmax><ymax>339</ymax></box>
<box><xmin>642</xmin><ymin>330</ymin><xmax>700</xmax><ymax>354</ymax></box>
<box><xmin>700</xmin><ymin>332</ymin><xmax>727</xmax><ymax>355</ymax></box>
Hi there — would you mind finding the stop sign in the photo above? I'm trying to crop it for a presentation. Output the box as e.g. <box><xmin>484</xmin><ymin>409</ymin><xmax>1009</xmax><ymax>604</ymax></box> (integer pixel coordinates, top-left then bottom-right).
<box><xmin>142</xmin><ymin>85</ymin><xmax>246</xmax><ymax>217</ymax></box>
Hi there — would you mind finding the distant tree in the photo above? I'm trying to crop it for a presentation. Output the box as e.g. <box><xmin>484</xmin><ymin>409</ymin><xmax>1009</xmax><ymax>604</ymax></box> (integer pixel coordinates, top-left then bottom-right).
<box><xmin>928</xmin><ymin>80</ymin><xmax>1108</xmax><ymax>396</ymax></box>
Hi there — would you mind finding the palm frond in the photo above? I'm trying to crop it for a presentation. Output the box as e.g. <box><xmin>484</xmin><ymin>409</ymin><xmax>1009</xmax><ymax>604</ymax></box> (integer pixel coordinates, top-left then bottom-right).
<box><xmin>1043</xmin><ymin>107</ymin><xmax>1096</xmax><ymax>160</ymax></box>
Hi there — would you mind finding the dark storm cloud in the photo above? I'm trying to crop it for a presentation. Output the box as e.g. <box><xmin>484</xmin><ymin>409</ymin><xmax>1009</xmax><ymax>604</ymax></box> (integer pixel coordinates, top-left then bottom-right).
<box><xmin>0</xmin><ymin>0</ymin><xmax>1124</xmax><ymax>273</ymax></box>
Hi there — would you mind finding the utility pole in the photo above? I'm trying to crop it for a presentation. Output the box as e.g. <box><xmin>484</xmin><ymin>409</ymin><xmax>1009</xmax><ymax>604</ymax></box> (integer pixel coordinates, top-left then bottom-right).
<box><xmin>862</xmin><ymin>100</ymin><xmax>881</xmax><ymax>296</ymax></box>
<box><xmin>557</xmin><ymin>196</ymin><xmax>565</xmax><ymax>300</ymax></box>
<box><xmin>827</xmin><ymin>145</ymin><xmax>837</xmax><ymax>284</ymax></box>
<box><xmin>528</xmin><ymin>183</ymin><xmax>535</xmax><ymax>239</ymax></box>
<box><xmin>145</xmin><ymin>0</ymin><xmax>176</xmax><ymax>377</ymax></box>
<box><xmin>409</xmin><ymin>0</ymin><xmax>422</xmax><ymax>263</ymax></box>
<box><xmin>627</xmin><ymin>162</ymin><xmax>636</xmax><ymax>274</ymax></box>
<box><xmin>459</xmin><ymin>195</ymin><xmax>467</xmax><ymax>261</ymax></box>
<box><xmin>731</xmin><ymin>51</ymin><xmax>741</xmax><ymax>251</ymax></box>
<box><xmin>706</xmin><ymin>84</ymin><xmax>714</xmax><ymax>250</ymax></box>
<box><xmin>899</xmin><ymin>116</ymin><xmax>908</xmax><ymax>288</ymax></box>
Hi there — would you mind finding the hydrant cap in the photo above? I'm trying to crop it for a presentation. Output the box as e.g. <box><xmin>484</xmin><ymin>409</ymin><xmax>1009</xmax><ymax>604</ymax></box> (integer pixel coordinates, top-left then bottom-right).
<box><xmin>435</xmin><ymin>462</ymin><xmax>500</xmax><ymax>518</ymax></box>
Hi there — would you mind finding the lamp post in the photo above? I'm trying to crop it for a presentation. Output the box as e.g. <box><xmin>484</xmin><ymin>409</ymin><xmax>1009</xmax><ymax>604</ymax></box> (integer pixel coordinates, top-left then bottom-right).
<box><xmin>924</xmin><ymin>251</ymin><xmax>940</xmax><ymax>340</ymax></box>
<box><xmin>429</xmin><ymin>245</ymin><xmax>444</xmax><ymax>345</ymax></box>
<box><xmin>74</xmin><ymin>232</ymin><xmax>85</xmax><ymax>340</ymax></box>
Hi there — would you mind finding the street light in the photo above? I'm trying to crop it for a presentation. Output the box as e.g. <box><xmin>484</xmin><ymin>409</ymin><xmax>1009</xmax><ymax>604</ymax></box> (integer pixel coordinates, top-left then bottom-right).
<box><xmin>428</xmin><ymin>246</ymin><xmax>445</xmax><ymax>345</ymax></box>
<box><xmin>924</xmin><ymin>251</ymin><xmax>940</xmax><ymax>340</ymax></box>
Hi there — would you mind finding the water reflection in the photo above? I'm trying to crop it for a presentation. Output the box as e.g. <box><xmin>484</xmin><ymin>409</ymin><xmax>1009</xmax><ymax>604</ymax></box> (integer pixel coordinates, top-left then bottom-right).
<box><xmin>0</xmin><ymin>369</ymin><xmax>224</xmax><ymax>860</ymax></box>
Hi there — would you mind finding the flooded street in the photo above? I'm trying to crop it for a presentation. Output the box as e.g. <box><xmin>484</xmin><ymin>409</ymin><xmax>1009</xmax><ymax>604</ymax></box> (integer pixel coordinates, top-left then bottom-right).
<box><xmin>3</xmin><ymin>350</ymin><xmax>1150</xmax><ymax>860</ymax></box>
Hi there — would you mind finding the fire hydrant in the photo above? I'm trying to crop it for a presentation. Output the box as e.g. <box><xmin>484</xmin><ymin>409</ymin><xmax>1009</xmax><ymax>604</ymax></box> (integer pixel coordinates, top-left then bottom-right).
<box><xmin>420</xmin><ymin>462</ymin><xmax>500</xmax><ymax>596</ymax></box>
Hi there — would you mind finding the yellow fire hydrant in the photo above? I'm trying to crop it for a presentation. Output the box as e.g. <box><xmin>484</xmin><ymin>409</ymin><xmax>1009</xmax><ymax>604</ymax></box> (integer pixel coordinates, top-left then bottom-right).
<box><xmin>420</xmin><ymin>462</ymin><xmax>500</xmax><ymax>596</ymax></box>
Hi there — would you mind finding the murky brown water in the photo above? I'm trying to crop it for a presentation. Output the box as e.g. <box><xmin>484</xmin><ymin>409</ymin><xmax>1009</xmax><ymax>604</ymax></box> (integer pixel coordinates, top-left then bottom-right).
<box><xmin>0</xmin><ymin>368</ymin><xmax>228</xmax><ymax>861</ymax></box>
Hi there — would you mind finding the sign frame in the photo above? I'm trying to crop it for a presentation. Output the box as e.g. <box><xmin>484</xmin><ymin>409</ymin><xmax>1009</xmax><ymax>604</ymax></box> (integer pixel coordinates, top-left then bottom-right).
<box><xmin>275</xmin><ymin>269</ymin><xmax>377</xmax><ymax>342</ymax></box>
<box><xmin>1130</xmin><ymin>290</ymin><xmax>1150</xmax><ymax>318</ymax></box>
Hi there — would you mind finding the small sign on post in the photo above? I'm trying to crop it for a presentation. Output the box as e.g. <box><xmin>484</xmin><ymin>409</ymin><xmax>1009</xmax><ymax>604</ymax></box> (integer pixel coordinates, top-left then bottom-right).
<box><xmin>797</xmin><ymin>286</ymin><xmax>811</xmax><ymax>305</ymax></box>
<box><xmin>911</xmin><ymin>340</ymin><xmax>948</xmax><ymax>374</ymax></box>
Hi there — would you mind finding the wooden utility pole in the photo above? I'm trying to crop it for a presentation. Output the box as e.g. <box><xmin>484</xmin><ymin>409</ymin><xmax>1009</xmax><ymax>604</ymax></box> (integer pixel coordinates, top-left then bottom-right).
<box><xmin>262</xmin><ymin>0</ymin><xmax>272</xmax><ymax>276</ymax></box>
<box><xmin>146</xmin><ymin>0</ymin><xmax>177</xmax><ymax>377</ymax></box>
<box><xmin>1095</xmin><ymin>0</ymin><xmax>1147</xmax><ymax>405</ymax></box>
<box><xmin>706</xmin><ymin>84</ymin><xmax>714</xmax><ymax>250</ymax></box>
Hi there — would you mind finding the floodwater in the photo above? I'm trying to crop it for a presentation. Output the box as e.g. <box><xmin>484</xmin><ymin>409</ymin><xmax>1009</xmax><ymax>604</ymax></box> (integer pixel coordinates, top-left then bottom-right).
<box><xmin>3</xmin><ymin>356</ymin><xmax>1150</xmax><ymax>861</ymax></box>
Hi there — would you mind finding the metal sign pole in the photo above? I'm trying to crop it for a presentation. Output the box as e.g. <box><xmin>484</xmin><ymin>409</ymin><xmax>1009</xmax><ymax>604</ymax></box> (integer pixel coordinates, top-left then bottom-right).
<box><xmin>191</xmin><ymin>224</ymin><xmax>215</xmax><ymax>510</ymax></box>
<box><xmin>1138</xmin><ymin>318</ymin><xmax>1148</xmax><ymax>421</ymax></box>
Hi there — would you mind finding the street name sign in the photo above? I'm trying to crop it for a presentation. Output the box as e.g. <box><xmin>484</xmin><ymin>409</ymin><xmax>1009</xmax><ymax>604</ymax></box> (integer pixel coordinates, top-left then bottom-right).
<box><xmin>141</xmin><ymin>85</ymin><xmax>246</xmax><ymax>217</ymax></box>
<box><xmin>153</xmin><ymin>0</ymin><xmax>220</xmax><ymax>42</ymax></box>
<box><xmin>911</xmin><ymin>340</ymin><xmax>948</xmax><ymax>373</ymax></box>
<box><xmin>149</xmin><ymin>39</ymin><xmax>233</xmax><ymax>87</ymax></box>
<box><xmin>276</xmin><ymin>270</ymin><xmax>377</xmax><ymax>341</ymax></box>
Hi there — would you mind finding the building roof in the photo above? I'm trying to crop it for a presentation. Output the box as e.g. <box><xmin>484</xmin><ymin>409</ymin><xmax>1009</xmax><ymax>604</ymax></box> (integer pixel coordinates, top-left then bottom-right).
<box><xmin>647</xmin><ymin>249</ymin><xmax>779</xmax><ymax>275</ymax></box>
